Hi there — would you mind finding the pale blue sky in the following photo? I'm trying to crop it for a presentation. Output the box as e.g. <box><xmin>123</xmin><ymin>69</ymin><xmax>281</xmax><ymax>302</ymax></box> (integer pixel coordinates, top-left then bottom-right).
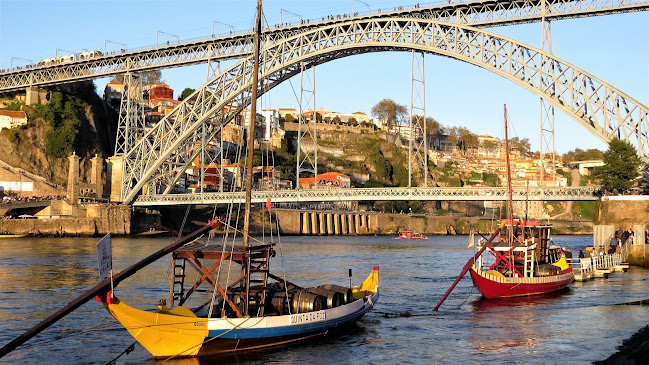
<box><xmin>1</xmin><ymin>0</ymin><xmax>647</xmax><ymax>154</ymax></box>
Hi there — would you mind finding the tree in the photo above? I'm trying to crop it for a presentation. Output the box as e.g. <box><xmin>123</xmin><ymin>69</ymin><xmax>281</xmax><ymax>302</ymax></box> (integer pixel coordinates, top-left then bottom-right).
<box><xmin>348</xmin><ymin>117</ymin><xmax>358</xmax><ymax>126</ymax></box>
<box><xmin>115</xmin><ymin>69</ymin><xmax>162</xmax><ymax>85</ymax></box>
<box><xmin>562</xmin><ymin>148</ymin><xmax>603</xmax><ymax>163</ymax></box>
<box><xmin>178</xmin><ymin>87</ymin><xmax>195</xmax><ymax>101</ymax></box>
<box><xmin>284</xmin><ymin>113</ymin><xmax>295</xmax><ymax>123</ymax></box>
<box><xmin>593</xmin><ymin>138</ymin><xmax>642</xmax><ymax>189</ymax></box>
<box><xmin>509</xmin><ymin>137</ymin><xmax>531</xmax><ymax>156</ymax></box>
<box><xmin>371</xmin><ymin>98</ymin><xmax>408</xmax><ymax>129</ymax></box>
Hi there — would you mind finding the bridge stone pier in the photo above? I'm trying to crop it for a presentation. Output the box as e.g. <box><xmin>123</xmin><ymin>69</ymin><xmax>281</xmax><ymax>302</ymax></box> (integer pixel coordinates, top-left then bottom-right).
<box><xmin>297</xmin><ymin>211</ymin><xmax>372</xmax><ymax>235</ymax></box>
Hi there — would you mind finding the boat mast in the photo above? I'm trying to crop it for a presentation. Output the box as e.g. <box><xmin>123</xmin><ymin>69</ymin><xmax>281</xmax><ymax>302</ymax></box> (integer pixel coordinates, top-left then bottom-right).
<box><xmin>241</xmin><ymin>0</ymin><xmax>262</xmax><ymax>316</ymax></box>
<box><xmin>243</xmin><ymin>0</ymin><xmax>262</xmax><ymax>249</ymax></box>
<box><xmin>504</xmin><ymin>104</ymin><xmax>514</xmax><ymax>247</ymax></box>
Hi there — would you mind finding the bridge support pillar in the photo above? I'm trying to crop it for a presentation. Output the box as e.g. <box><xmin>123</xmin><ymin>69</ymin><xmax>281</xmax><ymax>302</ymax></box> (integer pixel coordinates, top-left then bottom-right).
<box><xmin>355</xmin><ymin>214</ymin><xmax>361</xmax><ymax>233</ymax></box>
<box><xmin>334</xmin><ymin>214</ymin><xmax>340</xmax><ymax>235</ymax></box>
<box><xmin>319</xmin><ymin>213</ymin><xmax>326</xmax><ymax>235</ymax></box>
<box><xmin>91</xmin><ymin>154</ymin><xmax>104</xmax><ymax>199</ymax></box>
<box><xmin>311</xmin><ymin>212</ymin><xmax>318</xmax><ymax>236</ymax></box>
<box><xmin>107</xmin><ymin>156</ymin><xmax>123</xmax><ymax>203</ymax></box>
<box><xmin>326</xmin><ymin>213</ymin><xmax>333</xmax><ymax>235</ymax></box>
<box><xmin>342</xmin><ymin>214</ymin><xmax>349</xmax><ymax>235</ymax></box>
<box><xmin>25</xmin><ymin>86</ymin><xmax>47</xmax><ymax>105</ymax></box>
<box><xmin>67</xmin><ymin>153</ymin><xmax>79</xmax><ymax>204</ymax></box>
<box><xmin>301</xmin><ymin>212</ymin><xmax>311</xmax><ymax>235</ymax></box>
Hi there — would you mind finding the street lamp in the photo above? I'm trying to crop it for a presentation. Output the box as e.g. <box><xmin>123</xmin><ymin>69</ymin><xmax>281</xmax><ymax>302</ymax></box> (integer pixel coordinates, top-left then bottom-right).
<box><xmin>212</xmin><ymin>21</ymin><xmax>235</xmax><ymax>37</ymax></box>
<box><xmin>280</xmin><ymin>9</ymin><xmax>302</xmax><ymax>25</ymax></box>
<box><xmin>105</xmin><ymin>40</ymin><xmax>128</xmax><ymax>54</ymax></box>
<box><xmin>354</xmin><ymin>0</ymin><xmax>371</xmax><ymax>12</ymax></box>
<box><xmin>10</xmin><ymin>56</ymin><xmax>34</xmax><ymax>69</ymax></box>
<box><xmin>157</xmin><ymin>30</ymin><xmax>180</xmax><ymax>46</ymax></box>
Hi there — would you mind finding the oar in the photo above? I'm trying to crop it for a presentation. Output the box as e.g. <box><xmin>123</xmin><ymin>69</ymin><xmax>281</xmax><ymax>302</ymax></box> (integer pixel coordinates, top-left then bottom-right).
<box><xmin>433</xmin><ymin>222</ymin><xmax>505</xmax><ymax>311</ymax></box>
<box><xmin>0</xmin><ymin>218</ymin><xmax>224</xmax><ymax>358</ymax></box>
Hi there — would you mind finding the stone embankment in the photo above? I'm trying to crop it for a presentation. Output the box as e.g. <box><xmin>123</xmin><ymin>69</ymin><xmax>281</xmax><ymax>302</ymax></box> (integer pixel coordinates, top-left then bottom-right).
<box><xmin>0</xmin><ymin>204</ymin><xmax>155</xmax><ymax>236</ymax></box>
<box><xmin>272</xmin><ymin>209</ymin><xmax>592</xmax><ymax>235</ymax></box>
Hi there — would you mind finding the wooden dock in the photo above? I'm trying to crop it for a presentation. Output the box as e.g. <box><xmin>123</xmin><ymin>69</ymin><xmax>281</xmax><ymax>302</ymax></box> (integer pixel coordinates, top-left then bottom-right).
<box><xmin>570</xmin><ymin>248</ymin><xmax>630</xmax><ymax>282</ymax></box>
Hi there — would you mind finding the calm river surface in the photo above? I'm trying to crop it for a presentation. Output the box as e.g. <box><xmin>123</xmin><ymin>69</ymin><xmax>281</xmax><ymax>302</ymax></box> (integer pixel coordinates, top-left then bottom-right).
<box><xmin>1</xmin><ymin>234</ymin><xmax>649</xmax><ymax>364</ymax></box>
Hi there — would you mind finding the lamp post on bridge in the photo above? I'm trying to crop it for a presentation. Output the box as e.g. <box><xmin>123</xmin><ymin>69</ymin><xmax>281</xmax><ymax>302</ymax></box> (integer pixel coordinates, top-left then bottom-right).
<box><xmin>10</xmin><ymin>57</ymin><xmax>34</xmax><ymax>70</ymax></box>
<box><xmin>280</xmin><ymin>9</ymin><xmax>302</xmax><ymax>25</ymax></box>
<box><xmin>105</xmin><ymin>40</ymin><xmax>128</xmax><ymax>54</ymax></box>
<box><xmin>157</xmin><ymin>30</ymin><xmax>180</xmax><ymax>46</ymax></box>
<box><xmin>55</xmin><ymin>48</ymin><xmax>76</xmax><ymax>57</ymax></box>
<box><xmin>212</xmin><ymin>21</ymin><xmax>235</xmax><ymax>37</ymax></box>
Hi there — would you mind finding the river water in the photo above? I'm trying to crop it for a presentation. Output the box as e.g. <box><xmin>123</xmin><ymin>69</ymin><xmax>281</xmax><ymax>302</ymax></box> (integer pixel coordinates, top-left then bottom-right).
<box><xmin>1</xmin><ymin>234</ymin><xmax>648</xmax><ymax>364</ymax></box>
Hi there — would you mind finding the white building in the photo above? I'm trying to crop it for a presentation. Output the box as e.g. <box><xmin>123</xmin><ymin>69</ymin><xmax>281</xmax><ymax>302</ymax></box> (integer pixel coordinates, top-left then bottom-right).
<box><xmin>0</xmin><ymin>110</ymin><xmax>28</xmax><ymax>130</ymax></box>
<box><xmin>260</xmin><ymin>109</ymin><xmax>280</xmax><ymax>141</ymax></box>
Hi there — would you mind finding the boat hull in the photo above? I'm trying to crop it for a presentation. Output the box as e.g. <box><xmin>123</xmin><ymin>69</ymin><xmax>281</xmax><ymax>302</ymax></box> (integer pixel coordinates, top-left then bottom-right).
<box><xmin>103</xmin><ymin>291</ymin><xmax>378</xmax><ymax>358</ymax></box>
<box><xmin>100</xmin><ymin>267</ymin><xmax>379</xmax><ymax>359</ymax></box>
<box><xmin>195</xmin><ymin>293</ymin><xmax>376</xmax><ymax>357</ymax></box>
<box><xmin>469</xmin><ymin>267</ymin><xmax>574</xmax><ymax>299</ymax></box>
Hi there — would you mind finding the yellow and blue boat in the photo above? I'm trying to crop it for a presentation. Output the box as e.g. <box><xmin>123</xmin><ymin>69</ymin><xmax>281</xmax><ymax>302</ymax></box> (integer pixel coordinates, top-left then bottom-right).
<box><xmin>98</xmin><ymin>260</ymin><xmax>379</xmax><ymax>358</ymax></box>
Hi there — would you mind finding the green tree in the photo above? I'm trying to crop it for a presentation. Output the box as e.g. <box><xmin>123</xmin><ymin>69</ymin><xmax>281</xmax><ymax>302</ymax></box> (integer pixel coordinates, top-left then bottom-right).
<box><xmin>284</xmin><ymin>113</ymin><xmax>295</xmax><ymax>123</ymax></box>
<box><xmin>509</xmin><ymin>137</ymin><xmax>531</xmax><ymax>156</ymax></box>
<box><xmin>562</xmin><ymin>148</ymin><xmax>603</xmax><ymax>163</ymax></box>
<box><xmin>178</xmin><ymin>87</ymin><xmax>195</xmax><ymax>101</ymax></box>
<box><xmin>116</xmin><ymin>69</ymin><xmax>162</xmax><ymax>85</ymax></box>
<box><xmin>371</xmin><ymin>98</ymin><xmax>408</xmax><ymax>129</ymax></box>
<box><xmin>593</xmin><ymin>138</ymin><xmax>641</xmax><ymax>189</ymax></box>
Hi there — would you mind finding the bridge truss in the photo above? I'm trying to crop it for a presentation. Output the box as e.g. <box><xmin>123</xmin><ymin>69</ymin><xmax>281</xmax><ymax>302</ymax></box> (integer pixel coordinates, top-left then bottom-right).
<box><xmin>1</xmin><ymin>0</ymin><xmax>647</xmax><ymax>93</ymax></box>
<box><xmin>132</xmin><ymin>186</ymin><xmax>599</xmax><ymax>207</ymax></box>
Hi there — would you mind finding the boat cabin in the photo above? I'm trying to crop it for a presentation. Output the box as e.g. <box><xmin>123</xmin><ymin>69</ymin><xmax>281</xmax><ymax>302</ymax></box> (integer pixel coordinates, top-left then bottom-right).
<box><xmin>475</xmin><ymin>220</ymin><xmax>562</xmax><ymax>278</ymax></box>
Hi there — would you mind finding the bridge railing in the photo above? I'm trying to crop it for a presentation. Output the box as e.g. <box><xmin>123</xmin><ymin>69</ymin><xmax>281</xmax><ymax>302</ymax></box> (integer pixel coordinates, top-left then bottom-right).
<box><xmin>132</xmin><ymin>186</ymin><xmax>601</xmax><ymax>206</ymax></box>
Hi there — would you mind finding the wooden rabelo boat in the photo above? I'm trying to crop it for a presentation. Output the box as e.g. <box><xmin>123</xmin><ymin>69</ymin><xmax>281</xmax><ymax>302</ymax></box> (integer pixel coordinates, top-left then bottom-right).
<box><xmin>96</xmin><ymin>1</ymin><xmax>379</xmax><ymax>358</ymax></box>
<box><xmin>434</xmin><ymin>105</ymin><xmax>573</xmax><ymax>310</ymax></box>
<box><xmin>398</xmin><ymin>230</ymin><xmax>427</xmax><ymax>239</ymax></box>
<box><xmin>469</xmin><ymin>219</ymin><xmax>574</xmax><ymax>299</ymax></box>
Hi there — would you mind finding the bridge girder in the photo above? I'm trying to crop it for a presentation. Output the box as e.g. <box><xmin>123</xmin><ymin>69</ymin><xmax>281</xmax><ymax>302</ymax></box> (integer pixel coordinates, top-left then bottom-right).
<box><xmin>133</xmin><ymin>186</ymin><xmax>600</xmax><ymax>206</ymax></box>
<box><xmin>1</xmin><ymin>0</ymin><xmax>647</xmax><ymax>92</ymax></box>
<box><xmin>119</xmin><ymin>17</ymin><xmax>648</xmax><ymax>204</ymax></box>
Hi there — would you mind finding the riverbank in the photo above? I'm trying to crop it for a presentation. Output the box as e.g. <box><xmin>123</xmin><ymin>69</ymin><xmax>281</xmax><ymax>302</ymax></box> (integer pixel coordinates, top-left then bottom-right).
<box><xmin>0</xmin><ymin>206</ymin><xmax>594</xmax><ymax>237</ymax></box>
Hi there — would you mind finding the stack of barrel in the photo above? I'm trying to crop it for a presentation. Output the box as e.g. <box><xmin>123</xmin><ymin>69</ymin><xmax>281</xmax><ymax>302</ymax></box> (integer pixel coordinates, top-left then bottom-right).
<box><xmin>270</xmin><ymin>284</ymin><xmax>353</xmax><ymax>315</ymax></box>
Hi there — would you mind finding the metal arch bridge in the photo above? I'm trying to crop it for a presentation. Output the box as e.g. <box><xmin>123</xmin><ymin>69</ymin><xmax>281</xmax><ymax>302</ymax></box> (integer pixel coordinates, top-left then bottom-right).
<box><xmin>132</xmin><ymin>186</ymin><xmax>600</xmax><ymax>206</ymax></box>
<box><xmin>1</xmin><ymin>0</ymin><xmax>647</xmax><ymax>93</ymax></box>
<box><xmin>119</xmin><ymin>15</ymin><xmax>649</xmax><ymax>204</ymax></box>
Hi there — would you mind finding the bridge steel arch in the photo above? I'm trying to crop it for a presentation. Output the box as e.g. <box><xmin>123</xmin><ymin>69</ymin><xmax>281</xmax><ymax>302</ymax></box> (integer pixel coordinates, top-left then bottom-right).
<box><xmin>120</xmin><ymin>17</ymin><xmax>649</xmax><ymax>204</ymax></box>
<box><xmin>1</xmin><ymin>0</ymin><xmax>647</xmax><ymax>93</ymax></box>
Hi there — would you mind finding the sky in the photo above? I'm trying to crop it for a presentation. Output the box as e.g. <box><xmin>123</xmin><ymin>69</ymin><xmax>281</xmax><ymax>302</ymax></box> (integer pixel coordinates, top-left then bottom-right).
<box><xmin>1</xmin><ymin>0</ymin><xmax>647</xmax><ymax>155</ymax></box>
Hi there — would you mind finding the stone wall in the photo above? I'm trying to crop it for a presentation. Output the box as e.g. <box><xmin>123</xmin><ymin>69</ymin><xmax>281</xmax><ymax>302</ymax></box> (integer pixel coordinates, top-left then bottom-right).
<box><xmin>0</xmin><ymin>204</ymin><xmax>135</xmax><ymax>236</ymax></box>
<box><xmin>273</xmin><ymin>209</ymin><xmax>592</xmax><ymax>235</ymax></box>
<box><xmin>595</xmin><ymin>199</ymin><xmax>649</xmax><ymax>228</ymax></box>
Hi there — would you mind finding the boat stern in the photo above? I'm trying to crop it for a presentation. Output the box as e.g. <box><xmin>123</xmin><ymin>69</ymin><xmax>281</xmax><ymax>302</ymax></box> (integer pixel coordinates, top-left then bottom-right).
<box><xmin>352</xmin><ymin>266</ymin><xmax>379</xmax><ymax>300</ymax></box>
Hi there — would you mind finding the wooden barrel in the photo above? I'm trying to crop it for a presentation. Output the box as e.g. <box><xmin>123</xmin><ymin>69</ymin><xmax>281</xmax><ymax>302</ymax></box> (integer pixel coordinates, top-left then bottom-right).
<box><xmin>307</xmin><ymin>287</ymin><xmax>344</xmax><ymax>308</ymax></box>
<box><xmin>271</xmin><ymin>291</ymin><xmax>291</xmax><ymax>315</ymax></box>
<box><xmin>291</xmin><ymin>291</ymin><xmax>323</xmax><ymax>313</ymax></box>
<box><xmin>320</xmin><ymin>284</ymin><xmax>354</xmax><ymax>304</ymax></box>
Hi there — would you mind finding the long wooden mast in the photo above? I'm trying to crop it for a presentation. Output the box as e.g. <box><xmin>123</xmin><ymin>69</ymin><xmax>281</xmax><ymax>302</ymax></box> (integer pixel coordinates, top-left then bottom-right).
<box><xmin>504</xmin><ymin>104</ymin><xmax>514</xmax><ymax>247</ymax></box>
<box><xmin>242</xmin><ymin>0</ymin><xmax>262</xmax><ymax>249</ymax></box>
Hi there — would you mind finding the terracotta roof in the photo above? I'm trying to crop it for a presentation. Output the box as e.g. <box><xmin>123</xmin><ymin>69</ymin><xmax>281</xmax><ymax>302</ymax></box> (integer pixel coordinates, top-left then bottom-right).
<box><xmin>352</xmin><ymin>111</ymin><xmax>367</xmax><ymax>115</ymax></box>
<box><xmin>108</xmin><ymin>79</ymin><xmax>122</xmax><ymax>85</ymax></box>
<box><xmin>0</xmin><ymin>110</ymin><xmax>27</xmax><ymax>119</ymax></box>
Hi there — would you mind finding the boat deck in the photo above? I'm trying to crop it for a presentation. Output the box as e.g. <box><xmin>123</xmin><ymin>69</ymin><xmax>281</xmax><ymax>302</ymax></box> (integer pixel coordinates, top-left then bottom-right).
<box><xmin>175</xmin><ymin>242</ymin><xmax>272</xmax><ymax>261</ymax></box>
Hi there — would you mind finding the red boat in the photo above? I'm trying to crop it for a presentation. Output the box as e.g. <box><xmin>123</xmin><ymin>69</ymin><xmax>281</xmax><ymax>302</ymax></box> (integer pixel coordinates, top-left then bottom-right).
<box><xmin>468</xmin><ymin>220</ymin><xmax>574</xmax><ymax>299</ymax></box>
<box><xmin>398</xmin><ymin>230</ymin><xmax>427</xmax><ymax>239</ymax></box>
<box><xmin>433</xmin><ymin>105</ymin><xmax>573</xmax><ymax>310</ymax></box>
